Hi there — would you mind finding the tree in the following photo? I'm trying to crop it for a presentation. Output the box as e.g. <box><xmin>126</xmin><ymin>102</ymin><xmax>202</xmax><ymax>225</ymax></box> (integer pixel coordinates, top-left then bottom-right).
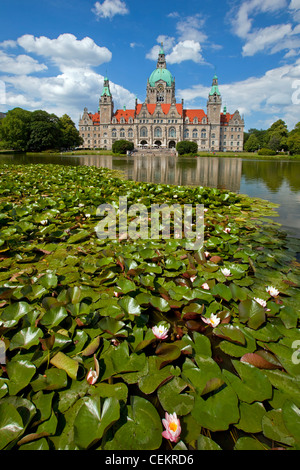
<box><xmin>0</xmin><ymin>108</ymin><xmax>31</xmax><ymax>151</ymax></box>
<box><xmin>59</xmin><ymin>114</ymin><xmax>83</xmax><ymax>149</ymax></box>
<box><xmin>112</xmin><ymin>140</ymin><xmax>134</xmax><ymax>154</ymax></box>
<box><xmin>176</xmin><ymin>141</ymin><xmax>198</xmax><ymax>155</ymax></box>
<box><xmin>27</xmin><ymin>110</ymin><xmax>62</xmax><ymax>152</ymax></box>
<box><xmin>266</xmin><ymin>119</ymin><xmax>288</xmax><ymax>151</ymax></box>
<box><xmin>244</xmin><ymin>134</ymin><xmax>259</xmax><ymax>152</ymax></box>
<box><xmin>287</xmin><ymin>121</ymin><xmax>300</xmax><ymax>155</ymax></box>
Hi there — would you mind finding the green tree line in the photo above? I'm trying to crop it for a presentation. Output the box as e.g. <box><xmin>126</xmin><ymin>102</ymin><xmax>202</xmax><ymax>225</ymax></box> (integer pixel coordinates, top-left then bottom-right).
<box><xmin>0</xmin><ymin>107</ymin><xmax>83</xmax><ymax>152</ymax></box>
<box><xmin>244</xmin><ymin>119</ymin><xmax>300</xmax><ymax>155</ymax></box>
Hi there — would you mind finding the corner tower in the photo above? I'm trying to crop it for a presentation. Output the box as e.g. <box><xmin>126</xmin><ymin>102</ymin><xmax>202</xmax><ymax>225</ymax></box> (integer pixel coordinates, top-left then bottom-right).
<box><xmin>207</xmin><ymin>75</ymin><xmax>222</xmax><ymax>124</ymax></box>
<box><xmin>146</xmin><ymin>44</ymin><xmax>176</xmax><ymax>105</ymax></box>
<box><xmin>99</xmin><ymin>77</ymin><xmax>114</xmax><ymax>124</ymax></box>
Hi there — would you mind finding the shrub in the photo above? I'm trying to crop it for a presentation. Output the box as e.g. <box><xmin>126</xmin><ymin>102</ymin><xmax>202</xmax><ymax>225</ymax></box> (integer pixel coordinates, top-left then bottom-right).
<box><xmin>257</xmin><ymin>148</ymin><xmax>277</xmax><ymax>156</ymax></box>
<box><xmin>176</xmin><ymin>141</ymin><xmax>198</xmax><ymax>155</ymax></box>
<box><xmin>112</xmin><ymin>140</ymin><xmax>134</xmax><ymax>155</ymax></box>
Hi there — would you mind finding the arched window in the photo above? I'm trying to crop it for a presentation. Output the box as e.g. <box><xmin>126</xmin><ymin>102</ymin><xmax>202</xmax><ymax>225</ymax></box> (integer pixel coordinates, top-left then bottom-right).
<box><xmin>140</xmin><ymin>127</ymin><xmax>148</xmax><ymax>138</ymax></box>
<box><xmin>120</xmin><ymin>128</ymin><xmax>125</xmax><ymax>138</ymax></box>
<box><xmin>212</xmin><ymin>133</ymin><xmax>216</xmax><ymax>139</ymax></box>
<box><xmin>154</xmin><ymin>127</ymin><xmax>162</xmax><ymax>138</ymax></box>
<box><xmin>120</xmin><ymin>117</ymin><xmax>125</xmax><ymax>124</ymax></box>
<box><xmin>169</xmin><ymin>127</ymin><xmax>176</xmax><ymax>138</ymax></box>
<box><xmin>128</xmin><ymin>128</ymin><xmax>133</xmax><ymax>138</ymax></box>
<box><xmin>128</xmin><ymin>117</ymin><xmax>133</xmax><ymax>124</ymax></box>
<box><xmin>201</xmin><ymin>129</ymin><xmax>206</xmax><ymax>139</ymax></box>
<box><xmin>184</xmin><ymin>129</ymin><xmax>189</xmax><ymax>139</ymax></box>
<box><xmin>192</xmin><ymin>129</ymin><xmax>198</xmax><ymax>138</ymax></box>
<box><xmin>193</xmin><ymin>117</ymin><xmax>198</xmax><ymax>124</ymax></box>
<box><xmin>185</xmin><ymin>117</ymin><xmax>189</xmax><ymax>124</ymax></box>
<box><xmin>112</xmin><ymin>128</ymin><xmax>117</xmax><ymax>137</ymax></box>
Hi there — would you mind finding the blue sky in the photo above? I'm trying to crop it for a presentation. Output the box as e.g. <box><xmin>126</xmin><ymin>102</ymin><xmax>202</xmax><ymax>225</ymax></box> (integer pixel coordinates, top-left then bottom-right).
<box><xmin>0</xmin><ymin>0</ymin><xmax>300</xmax><ymax>131</ymax></box>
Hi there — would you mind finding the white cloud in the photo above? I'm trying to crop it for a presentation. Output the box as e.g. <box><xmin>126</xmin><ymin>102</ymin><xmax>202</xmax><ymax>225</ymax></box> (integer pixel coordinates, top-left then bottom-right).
<box><xmin>167</xmin><ymin>40</ymin><xmax>205</xmax><ymax>64</ymax></box>
<box><xmin>0</xmin><ymin>33</ymin><xmax>134</xmax><ymax>124</ymax></box>
<box><xmin>146</xmin><ymin>14</ymin><xmax>211</xmax><ymax>65</ymax></box>
<box><xmin>0</xmin><ymin>50</ymin><xmax>47</xmax><ymax>75</ymax></box>
<box><xmin>177</xmin><ymin>59</ymin><xmax>300</xmax><ymax>130</ymax></box>
<box><xmin>232</xmin><ymin>0</ymin><xmax>288</xmax><ymax>39</ymax></box>
<box><xmin>17</xmin><ymin>34</ymin><xmax>112</xmax><ymax>71</ymax></box>
<box><xmin>242</xmin><ymin>24</ymin><xmax>293</xmax><ymax>56</ymax></box>
<box><xmin>230</xmin><ymin>0</ymin><xmax>300</xmax><ymax>57</ymax></box>
<box><xmin>92</xmin><ymin>0</ymin><xmax>129</xmax><ymax>19</ymax></box>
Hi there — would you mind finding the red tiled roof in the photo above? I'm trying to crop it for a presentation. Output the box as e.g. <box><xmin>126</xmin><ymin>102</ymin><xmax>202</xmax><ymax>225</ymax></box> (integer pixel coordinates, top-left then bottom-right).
<box><xmin>89</xmin><ymin>112</ymin><xmax>100</xmax><ymax>125</ymax></box>
<box><xmin>220</xmin><ymin>113</ymin><xmax>234</xmax><ymax>125</ymax></box>
<box><xmin>183</xmin><ymin>109</ymin><xmax>207</xmax><ymax>123</ymax></box>
<box><xmin>136</xmin><ymin>103</ymin><xmax>183</xmax><ymax>116</ymax></box>
<box><xmin>113</xmin><ymin>109</ymin><xmax>135</xmax><ymax>123</ymax></box>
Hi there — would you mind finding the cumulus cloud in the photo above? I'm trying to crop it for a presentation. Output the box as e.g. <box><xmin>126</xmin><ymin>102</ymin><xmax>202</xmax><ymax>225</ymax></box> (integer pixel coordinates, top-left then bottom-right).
<box><xmin>146</xmin><ymin>14</ymin><xmax>211</xmax><ymax>65</ymax></box>
<box><xmin>230</xmin><ymin>0</ymin><xmax>300</xmax><ymax>57</ymax></box>
<box><xmin>92</xmin><ymin>0</ymin><xmax>129</xmax><ymax>19</ymax></box>
<box><xmin>0</xmin><ymin>50</ymin><xmax>47</xmax><ymax>75</ymax></box>
<box><xmin>17</xmin><ymin>34</ymin><xmax>112</xmax><ymax>71</ymax></box>
<box><xmin>177</xmin><ymin>59</ymin><xmax>300</xmax><ymax>130</ymax></box>
<box><xmin>0</xmin><ymin>33</ymin><xmax>134</xmax><ymax>124</ymax></box>
<box><xmin>167</xmin><ymin>40</ymin><xmax>205</xmax><ymax>64</ymax></box>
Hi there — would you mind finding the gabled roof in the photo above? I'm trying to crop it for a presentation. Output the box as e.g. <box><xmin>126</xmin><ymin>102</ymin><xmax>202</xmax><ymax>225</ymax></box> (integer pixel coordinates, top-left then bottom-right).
<box><xmin>183</xmin><ymin>109</ymin><xmax>207</xmax><ymax>123</ymax></box>
<box><xmin>89</xmin><ymin>112</ymin><xmax>100</xmax><ymax>125</ymax></box>
<box><xmin>136</xmin><ymin>103</ymin><xmax>183</xmax><ymax>116</ymax></box>
<box><xmin>220</xmin><ymin>112</ymin><xmax>234</xmax><ymax>125</ymax></box>
<box><xmin>113</xmin><ymin>109</ymin><xmax>135</xmax><ymax>123</ymax></box>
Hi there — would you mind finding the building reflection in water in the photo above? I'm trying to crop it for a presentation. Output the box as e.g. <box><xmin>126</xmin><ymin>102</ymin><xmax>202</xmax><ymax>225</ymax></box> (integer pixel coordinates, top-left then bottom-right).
<box><xmin>77</xmin><ymin>155</ymin><xmax>242</xmax><ymax>193</ymax></box>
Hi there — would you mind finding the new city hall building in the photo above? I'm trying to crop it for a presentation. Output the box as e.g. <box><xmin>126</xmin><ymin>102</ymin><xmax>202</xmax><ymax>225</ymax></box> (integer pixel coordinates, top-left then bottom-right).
<box><xmin>79</xmin><ymin>45</ymin><xmax>244</xmax><ymax>152</ymax></box>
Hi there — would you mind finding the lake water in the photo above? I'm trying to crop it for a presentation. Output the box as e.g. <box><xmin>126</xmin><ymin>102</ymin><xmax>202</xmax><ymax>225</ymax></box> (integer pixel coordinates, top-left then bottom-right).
<box><xmin>0</xmin><ymin>153</ymin><xmax>299</xmax><ymax>238</ymax></box>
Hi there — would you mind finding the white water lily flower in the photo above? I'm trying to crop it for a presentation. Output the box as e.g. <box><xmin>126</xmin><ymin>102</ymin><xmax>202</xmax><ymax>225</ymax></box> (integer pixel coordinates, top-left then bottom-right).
<box><xmin>266</xmin><ymin>286</ymin><xmax>279</xmax><ymax>297</ymax></box>
<box><xmin>152</xmin><ymin>324</ymin><xmax>169</xmax><ymax>340</ymax></box>
<box><xmin>223</xmin><ymin>227</ymin><xmax>231</xmax><ymax>234</ymax></box>
<box><xmin>254</xmin><ymin>297</ymin><xmax>267</xmax><ymax>308</ymax></box>
<box><xmin>202</xmin><ymin>314</ymin><xmax>220</xmax><ymax>328</ymax></box>
<box><xmin>201</xmin><ymin>283</ymin><xmax>210</xmax><ymax>290</ymax></box>
<box><xmin>221</xmin><ymin>268</ymin><xmax>231</xmax><ymax>277</ymax></box>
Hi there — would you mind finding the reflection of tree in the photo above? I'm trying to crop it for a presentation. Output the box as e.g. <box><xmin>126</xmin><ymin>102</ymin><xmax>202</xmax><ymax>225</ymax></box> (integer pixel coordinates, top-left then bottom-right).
<box><xmin>242</xmin><ymin>160</ymin><xmax>300</xmax><ymax>193</ymax></box>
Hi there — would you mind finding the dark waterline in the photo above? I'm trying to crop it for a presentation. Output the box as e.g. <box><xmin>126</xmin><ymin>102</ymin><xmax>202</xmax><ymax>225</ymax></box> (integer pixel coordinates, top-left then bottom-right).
<box><xmin>1</xmin><ymin>153</ymin><xmax>299</xmax><ymax>238</ymax></box>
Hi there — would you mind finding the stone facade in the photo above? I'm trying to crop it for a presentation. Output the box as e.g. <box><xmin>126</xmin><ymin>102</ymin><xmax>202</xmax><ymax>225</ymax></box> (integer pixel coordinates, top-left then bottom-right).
<box><xmin>79</xmin><ymin>46</ymin><xmax>244</xmax><ymax>152</ymax></box>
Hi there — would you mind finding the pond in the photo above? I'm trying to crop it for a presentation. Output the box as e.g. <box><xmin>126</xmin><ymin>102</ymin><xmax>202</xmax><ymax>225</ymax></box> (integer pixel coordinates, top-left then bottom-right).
<box><xmin>0</xmin><ymin>153</ymin><xmax>299</xmax><ymax>238</ymax></box>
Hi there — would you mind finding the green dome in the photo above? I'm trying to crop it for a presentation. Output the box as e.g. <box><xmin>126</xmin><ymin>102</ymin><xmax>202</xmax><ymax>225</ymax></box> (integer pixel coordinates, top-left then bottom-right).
<box><xmin>149</xmin><ymin>68</ymin><xmax>174</xmax><ymax>87</ymax></box>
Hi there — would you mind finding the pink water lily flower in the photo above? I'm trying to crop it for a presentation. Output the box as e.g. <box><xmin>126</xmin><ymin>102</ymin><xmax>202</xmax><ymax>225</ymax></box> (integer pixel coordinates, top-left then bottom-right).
<box><xmin>266</xmin><ymin>286</ymin><xmax>279</xmax><ymax>297</ymax></box>
<box><xmin>152</xmin><ymin>324</ymin><xmax>169</xmax><ymax>340</ymax></box>
<box><xmin>162</xmin><ymin>412</ymin><xmax>181</xmax><ymax>443</ymax></box>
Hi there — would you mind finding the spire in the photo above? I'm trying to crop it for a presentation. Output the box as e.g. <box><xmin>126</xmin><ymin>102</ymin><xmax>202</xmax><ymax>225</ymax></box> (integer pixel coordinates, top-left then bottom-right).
<box><xmin>209</xmin><ymin>75</ymin><xmax>221</xmax><ymax>96</ymax></box>
<box><xmin>157</xmin><ymin>42</ymin><xmax>167</xmax><ymax>69</ymax></box>
<box><xmin>101</xmin><ymin>76</ymin><xmax>111</xmax><ymax>97</ymax></box>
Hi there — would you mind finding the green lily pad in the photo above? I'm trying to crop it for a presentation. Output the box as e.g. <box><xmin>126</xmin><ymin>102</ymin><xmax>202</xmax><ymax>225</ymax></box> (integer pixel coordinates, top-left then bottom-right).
<box><xmin>192</xmin><ymin>384</ymin><xmax>239</xmax><ymax>432</ymax></box>
<box><xmin>223</xmin><ymin>360</ymin><xmax>272</xmax><ymax>404</ymax></box>
<box><xmin>104</xmin><ymin>396</ymin><xmax>162</xmax><ymax>450</ymax></box>
<box><xmin>157</xmin><ymin>376</ymin><xmax>194</xmax><ymax>416</ymax></box>
<box><xmin>74</xmin><ymin>396</ymin><xmax>120</xmax><ymax>449</ymax></box>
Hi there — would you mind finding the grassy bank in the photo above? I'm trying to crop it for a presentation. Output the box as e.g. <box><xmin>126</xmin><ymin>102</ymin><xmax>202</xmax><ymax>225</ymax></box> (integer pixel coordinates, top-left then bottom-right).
<box><xmin>0</xmin><ymin>163</ymin><xmax>299</xmax><ymax>451</ymax></box>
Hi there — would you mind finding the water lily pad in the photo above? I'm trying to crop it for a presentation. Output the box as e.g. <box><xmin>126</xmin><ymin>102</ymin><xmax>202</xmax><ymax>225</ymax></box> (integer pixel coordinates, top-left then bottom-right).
<box><xmin>192</xmin><ymin>384</ymin><xmax>239</xmax><ymax>432</ymax></box>
<box><xmin>104</xmin><ymin>395</ymin><xmax>162</xmax><ymax>450</ymax></box>
<box><xmin>74</xmin><ymin>396</ymin><xmax>120</xmax><ymax>449</ymax></box>
<box><xmin>157</xmin><ymin>376</ymin><xmax>194</xmax><ymax>416</ymax></box>
<box><xmin>0</xmin><ymin>403</ymin><xmax>24</xmax><ymax>449</ymax></box>
<box><xmin>223</xmin><ymin>360</ymin><xmax>272</xmax><ymax>404</ymax></box>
